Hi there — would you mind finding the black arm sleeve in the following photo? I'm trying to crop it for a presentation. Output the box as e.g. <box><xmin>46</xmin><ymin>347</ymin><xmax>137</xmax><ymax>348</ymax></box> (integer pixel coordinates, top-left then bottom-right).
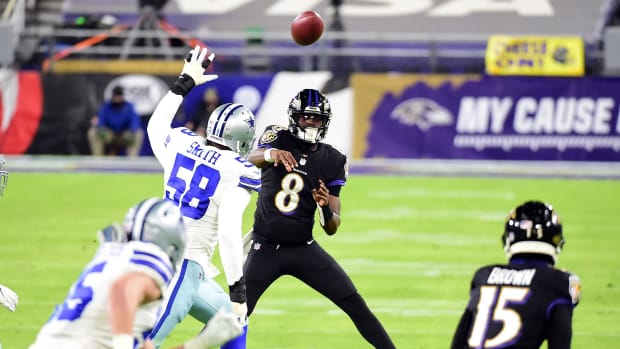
<box><xmin>547</xmin><ymin>304</ymin><xmax>573</xmax><ymax>349</ymax></box>
<box><xmin>451</xmin><ymin>309</ymin><xmax>473</xmax><ymax>349</ymax></box>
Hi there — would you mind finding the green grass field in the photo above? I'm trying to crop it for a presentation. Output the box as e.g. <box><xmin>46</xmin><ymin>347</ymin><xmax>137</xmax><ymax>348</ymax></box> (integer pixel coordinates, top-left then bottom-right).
<box><xmin>1</xmin><ymin>172</ymin><xmax>619</xmax><ymax>348</ymax></box>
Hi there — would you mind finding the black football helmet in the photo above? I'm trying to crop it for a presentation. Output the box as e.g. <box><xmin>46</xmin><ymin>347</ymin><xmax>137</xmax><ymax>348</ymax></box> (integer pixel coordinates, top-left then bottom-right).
<box><xmin>287</xmin><ymin>89</ymin><xmax>332</xmax><ymax>143</ymax></box>
<box><xmin>503</xmin><ymin>200</ymin><xmax>564</xmax><ymax>263</ymax></box>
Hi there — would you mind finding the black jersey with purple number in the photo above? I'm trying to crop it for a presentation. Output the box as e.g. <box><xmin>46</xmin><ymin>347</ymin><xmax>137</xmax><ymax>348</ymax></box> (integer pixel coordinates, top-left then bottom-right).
<box><xmin>463</xmin><ymin>262</ymin><xmax>580</xmax><ymax>348</ymax></box>
<box><xmin>252</xmin><ymin>125</ymin><xmax>347</xmax><ymax>244</ymax></box>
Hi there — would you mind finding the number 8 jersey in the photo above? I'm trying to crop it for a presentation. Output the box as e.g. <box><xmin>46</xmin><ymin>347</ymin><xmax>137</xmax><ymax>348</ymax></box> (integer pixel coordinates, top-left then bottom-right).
<box><xmin>30</xmin><ymin>241</ymin><xmax>174</xmax><ymax>349</ymax></box>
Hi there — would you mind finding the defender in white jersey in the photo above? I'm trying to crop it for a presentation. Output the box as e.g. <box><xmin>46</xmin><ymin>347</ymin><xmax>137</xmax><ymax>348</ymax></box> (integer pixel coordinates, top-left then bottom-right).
<box><xmin>29</xmin><ymin>198</ymin><xmax>243</xmax><ymax>349</ymax></box>
<box><xmin>146</xmin><ymin>46</ymin><xmax>260</xmax><ymax>349</ymax></box>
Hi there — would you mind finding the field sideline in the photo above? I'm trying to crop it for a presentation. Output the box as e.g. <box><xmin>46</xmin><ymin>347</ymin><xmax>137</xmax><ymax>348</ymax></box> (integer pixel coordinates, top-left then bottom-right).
<box><xmin>0</xmin><ymin>168</ymin><xmax>619</xmax><ymax>348</ymax></box>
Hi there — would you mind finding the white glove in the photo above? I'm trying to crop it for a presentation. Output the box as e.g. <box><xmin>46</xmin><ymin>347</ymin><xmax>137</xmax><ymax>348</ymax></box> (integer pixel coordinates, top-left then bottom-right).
<box><xmin>185</xmin><ymin>309</ymin><xmax>243</xmax><ymax>349</ymax></box>
<box><xmin>183</xmin><ymin>45</ymin><xmax>218</xmax><ymax>86</ymax></box>
<box><xmin>232</xmin><ymin>301</ymin><xmax>248</xmax><ymax>326</ymax></box>
<box><xmin>0</xmin><ymin>284</ymin><xmax>18</xmax><ymax>312</ymax></box>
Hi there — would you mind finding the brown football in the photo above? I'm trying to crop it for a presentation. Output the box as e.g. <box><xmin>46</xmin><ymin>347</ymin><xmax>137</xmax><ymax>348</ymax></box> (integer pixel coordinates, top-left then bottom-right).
<box><xmin>291</xmin><ymin>11</ymin><xmax>324</xmax><ymax>46</ymax></box>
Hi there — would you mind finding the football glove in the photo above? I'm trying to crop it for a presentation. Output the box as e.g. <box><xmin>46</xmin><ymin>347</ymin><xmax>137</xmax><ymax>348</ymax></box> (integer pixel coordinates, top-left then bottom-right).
<box><xmin>171</xmin><ymin>45</ymin><xmax>218</xmax><ymax>96</ymax></box>
<box><xmin>185</xmin><ymin>309</ymin><xmax>243</xmax><ymax>349</ymax></box>
<box><xmin>0</xmin><ymin>284</ymin><xmax>18</xmax><ymax>312</ymax></box>
<box><xmin>229</xmin><ymin>277</ymin><xmax>248</xmax><ymax>325</ymax></box>
<box><xmin>231</xmin><ymin>301</ymin><xmax>248</xmax><ymax>326</ymax></box>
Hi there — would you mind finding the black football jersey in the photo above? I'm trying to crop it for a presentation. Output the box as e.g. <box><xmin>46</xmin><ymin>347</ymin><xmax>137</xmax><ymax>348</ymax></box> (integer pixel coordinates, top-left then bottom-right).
<box><xmin>252</xmin><ymin>125</ymin><xmax>348</xmax><ymax>244</ymax></box>
<box><xmin>462</xmin><ymin>261</ymin><xmax>581</xmax><ymax>348</ymax></box>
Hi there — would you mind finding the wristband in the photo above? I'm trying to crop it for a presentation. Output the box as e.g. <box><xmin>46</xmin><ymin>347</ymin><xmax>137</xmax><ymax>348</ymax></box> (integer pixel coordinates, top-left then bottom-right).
<box><xmin>112</xmin><ymin>334</ymin><xmax>134</xmax><ymax>349</ymax></box>
<box><xmin>264</xmin><ymin>148</ymin><xmax>275</xmax><ymax>163</ymax></box>
<box><xmin>317</xmin><ymin>203</ymin><xmax>334</xmax><ymax>226</ymax></box>
<box><xmin>170</xmin><ymin>73</ymin><xmax>196</xmax><ymax>97</ymax></box>
<box><xmin>229</xmin><ymin>276</ymin><xmax>246</xmax><ymax>303</ymax></box>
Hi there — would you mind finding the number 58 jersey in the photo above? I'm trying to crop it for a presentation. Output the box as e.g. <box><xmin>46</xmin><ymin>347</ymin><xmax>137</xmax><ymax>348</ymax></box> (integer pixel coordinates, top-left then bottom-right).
<box><xmin>30</xmin><ymin>241</ymin><xmax>175</xmax><ymax>349</ymax></box>
<box><xmin>155</xmin><ymin>127</ymin><xmax>260</xmax><ymax>276</ymax></box>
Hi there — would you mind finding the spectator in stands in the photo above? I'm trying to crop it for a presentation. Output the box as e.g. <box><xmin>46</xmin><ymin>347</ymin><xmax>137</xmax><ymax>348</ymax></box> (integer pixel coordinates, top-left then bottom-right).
<box><xmin>185</xmin><ymin>87</ymin><xmax>220</xmax><ymax>137</ymax></box>
<box><xmin>87</xmin><ymin>86</ymin><xmax>144</xmax><ymax>157</ymax></box>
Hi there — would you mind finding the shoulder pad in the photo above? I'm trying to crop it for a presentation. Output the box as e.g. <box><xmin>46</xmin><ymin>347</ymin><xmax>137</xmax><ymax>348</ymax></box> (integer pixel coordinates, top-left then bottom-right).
<box><xmin>258</xmin><ymin>125</ymin><xmax>287</xmax><ymax>145</ymax></box>
<box><xmin>329</xmin><ymin>143</ymin><xmax>347</xmax><ymax>156</ymax></box>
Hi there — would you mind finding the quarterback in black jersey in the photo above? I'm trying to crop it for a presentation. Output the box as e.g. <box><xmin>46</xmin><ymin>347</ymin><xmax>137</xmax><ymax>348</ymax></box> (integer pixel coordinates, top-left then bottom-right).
<box><xmin>451</xmin><ymin>201</ymin><xmax>581</xmax><ymax>349</ymax></box>
<box><xmin>242</xmin><ymin>89</ymin><xmax>396</xmax><ymax>349</ymax></box>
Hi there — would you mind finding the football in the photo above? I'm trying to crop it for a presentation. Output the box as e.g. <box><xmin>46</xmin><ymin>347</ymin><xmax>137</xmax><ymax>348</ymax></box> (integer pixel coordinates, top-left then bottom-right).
<box><xmin>291</xmin><ymin>11</ymin><xmax>324</xmax><ymax>46</ymax></box>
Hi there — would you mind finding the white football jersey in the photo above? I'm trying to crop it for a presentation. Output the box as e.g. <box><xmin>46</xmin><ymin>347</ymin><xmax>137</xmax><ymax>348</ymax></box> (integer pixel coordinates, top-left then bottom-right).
<box><xmin>147</xmin><ymin>92</ymin><xmax>260</xmax><ymax>281</ymax></box>
<box><xmin>29</xmin><ymin>241</ymin><xmax>174</xmax><ymax>349</ymax></box>
<box><xmin>154</xmin><ymin>127</ymin><xmax>260</xmax><ymax>277</ymax></box>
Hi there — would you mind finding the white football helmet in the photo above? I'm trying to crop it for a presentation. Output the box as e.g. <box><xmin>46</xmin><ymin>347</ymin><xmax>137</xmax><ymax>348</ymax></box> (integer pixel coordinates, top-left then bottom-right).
<box><xmin>205</xmin><ymin>103</ymin><xmax>256</xmax><ymax>157</ymax></box>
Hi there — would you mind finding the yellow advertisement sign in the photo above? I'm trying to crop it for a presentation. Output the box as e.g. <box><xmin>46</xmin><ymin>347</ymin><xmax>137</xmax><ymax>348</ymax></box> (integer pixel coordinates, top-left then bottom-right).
<box><xmin>485</xmin><ymin>35</ymin><xmax>584</xmax><ymax>76</ymax></box>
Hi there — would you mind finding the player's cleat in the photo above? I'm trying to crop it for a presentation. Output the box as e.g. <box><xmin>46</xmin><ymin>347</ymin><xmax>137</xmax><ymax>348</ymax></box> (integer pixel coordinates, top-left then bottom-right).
<box><xmin>0</xmin><ymin>284</ymin><xmax>18</xmax><ymax>312</ymax></box>
<box><xmin>194</xmin><ymin>309</ymin><xmax>243</xmax><ymax>347</ymax></box>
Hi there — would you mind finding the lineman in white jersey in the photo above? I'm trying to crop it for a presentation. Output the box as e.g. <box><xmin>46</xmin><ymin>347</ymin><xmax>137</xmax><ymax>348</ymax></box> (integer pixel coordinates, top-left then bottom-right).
<box><xmin>29</xmin><ymin>198</ymin><xmax>243</xmax><ymax>349</ymax></box>
<box><xmin>147</xmin><ymin>46</ymin><xmax>260</xmax><ymax>349</ymax></box>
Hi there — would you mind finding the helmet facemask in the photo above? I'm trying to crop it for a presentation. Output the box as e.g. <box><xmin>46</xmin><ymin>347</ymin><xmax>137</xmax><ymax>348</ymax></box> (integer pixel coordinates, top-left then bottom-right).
<box><xmin>288</xmin><ymin>113</ymin><xmax>330</xmax><ymax>144</ymax></box>
<box><xmin>287</xmin><ymin>89</ymin><xmax>332</xmax><ymax>144</ymax></box>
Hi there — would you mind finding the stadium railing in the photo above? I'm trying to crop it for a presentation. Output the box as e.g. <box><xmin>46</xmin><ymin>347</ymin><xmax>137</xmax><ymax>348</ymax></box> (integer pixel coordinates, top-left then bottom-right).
<box><xmin>20</xmin><ymin>22</ymin><xmax>605</xmax><ymax>75</ymax></box>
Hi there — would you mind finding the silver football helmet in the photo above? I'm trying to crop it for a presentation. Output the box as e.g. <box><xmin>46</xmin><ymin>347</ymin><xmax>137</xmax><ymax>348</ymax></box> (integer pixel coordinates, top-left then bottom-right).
<box><xmin>205</xmin><ymin>103</ymin><xmax>256</xmax><ymax>157</ymax></box>
<box><xmin>123</xmin><ymin>198</ymin><xmax>187</xmax><ymax>266</ymax></box>
<box><xmin>0</xmin><ymin>155</ymin><xmax>7</xmax><ymax>196</ymax></box>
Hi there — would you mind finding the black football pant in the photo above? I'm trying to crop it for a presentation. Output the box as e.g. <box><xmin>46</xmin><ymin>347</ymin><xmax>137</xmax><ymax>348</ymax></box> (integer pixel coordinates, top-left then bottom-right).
<box><xmin>244</xmin><ymin>236</ymin><xmax>396</xmax><ymax>349</ymax></box>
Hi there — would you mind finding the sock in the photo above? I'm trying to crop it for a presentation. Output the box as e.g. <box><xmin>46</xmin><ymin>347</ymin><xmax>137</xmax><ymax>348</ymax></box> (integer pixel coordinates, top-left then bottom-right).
<box><xmin>220</xmin><ymin>324</ymin><xmax>247</xmax><ymax>349</ymax></box>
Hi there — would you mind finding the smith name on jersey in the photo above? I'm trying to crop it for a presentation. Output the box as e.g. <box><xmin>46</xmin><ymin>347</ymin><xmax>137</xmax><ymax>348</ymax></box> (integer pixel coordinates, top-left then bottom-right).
<box><xmin>155</xmin><ymin>126</ymin><xmax>260</xmax><ymax>277</ymax></box>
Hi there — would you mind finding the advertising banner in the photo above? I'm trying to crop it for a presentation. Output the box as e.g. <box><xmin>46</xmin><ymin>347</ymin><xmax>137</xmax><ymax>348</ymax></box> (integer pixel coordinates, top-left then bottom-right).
<box><xmin>0</xmin><ymin>70</ymin><xmax>43</xmax><ymax>154</ymax></box>
<box><xmin>25</xmin><ymin>73</ymin><xmax>273</xmax><ymax>155</ymax></box>
<box><xmin>352</xmin><ymin>74</ymin><xmax>620</xmax><ymax>161</ymax></box>
<box><xmin>485</xmin><ymin>35</ymin><xmax>585</xmax><ymax>76</ymax></box>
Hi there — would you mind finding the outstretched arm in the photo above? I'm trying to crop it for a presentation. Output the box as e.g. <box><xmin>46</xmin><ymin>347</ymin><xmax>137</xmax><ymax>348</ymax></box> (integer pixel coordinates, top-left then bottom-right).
<box><xmin>247</xmin><ymin>147</ymin><xmax>298</xmax><ymax>172</ymax></box>
<box><xmin>147</xmin><ymin>45</ymin><xmax>218</xmax><ymax>161</ymax></box>
<box><xmin>218</xmin><ymin>186</ymin><xmax>252</xmax><ymax>323</ymax></box>
<box><xmin>147</xmin><ymin>92</ymin><xmax>184</xmax><ymax>159</ymax></box>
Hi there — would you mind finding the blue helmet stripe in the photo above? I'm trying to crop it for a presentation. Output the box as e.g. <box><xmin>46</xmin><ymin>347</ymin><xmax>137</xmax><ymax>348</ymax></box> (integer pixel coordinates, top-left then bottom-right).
<box><xmin>215</xmin><ymin>104</ymin><xmax>243</xmax><ymax>138</ymax></box>
<box><xmin>130</xmin><ymin>198</ymin><xmax>159</xmax><ymax>240</ymax></box>
<box><xmin>137</xmin><ymin>201</ymin><xmax>161</xmax><ymax>241</ymax></box>
<box><xmin>210</xmin><ymin>103</ymin><xmax>232</xmax><ymax>136</ymax></box>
